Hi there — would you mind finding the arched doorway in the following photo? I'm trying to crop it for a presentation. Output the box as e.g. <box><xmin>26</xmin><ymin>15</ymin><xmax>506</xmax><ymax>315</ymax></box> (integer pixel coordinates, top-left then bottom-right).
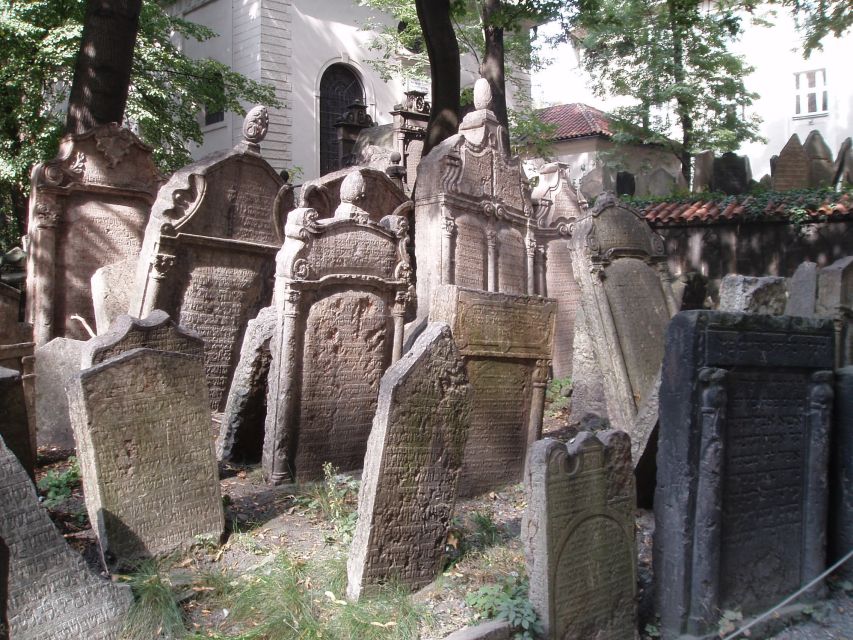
<box><xmin>319</xmin><ymin>64</ymin><xmax>364</xmax><ymax>175</ymax></box>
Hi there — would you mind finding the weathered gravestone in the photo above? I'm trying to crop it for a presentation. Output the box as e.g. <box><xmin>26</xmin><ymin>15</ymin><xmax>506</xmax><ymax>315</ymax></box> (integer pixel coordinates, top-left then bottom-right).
<box><xmin>569</xmin><ymin>192</ymin><xmax>678</xmax><ymax>462</ymax></box>
<box><xmin>568</xmin><ymin>306</ymin><xmax>610</xmax><ymax>426</ymax></box>
<box><xmin>804</xmin><ymin>130</ymin><xmax>835</xmax><ymax>188</ymax></box>
<box><xmin>0</xmin><ymin>435</ymin><xmax>132</xmax><ymax>638</ymax></box>
<box><xmin>346</xmin><ymin>323</ymin><xmax>472</xmax><ymax>599</ymax></box>
<box><xmin>771</xmin><ymin>134</ymin><xmax>810</xmax><ymax>191</ymax></box>
<box><xmin>646</xmin><ymin>168</ymin><xmax>677</xmax><ymax>197</ymax></box>
<box><xmin>692</xmin><ymin>151</ymin><xmax>714</xmax><ymax>193</ymax></box>
<box><xmin>299</xmin><ymin>166</ymin><xmax>410</xmax><ymax>223</ymax></box>
<box><xmin>91</xmin><ymin>257</ymin><xmax>136</xmax><ymax>333</ymax></box>
<box><xmin>524</xmin><ymin>432</ymin><xmax>636</xmax><ymax>640</ymax></box>
<box><xmin>832</xmin><ymin>366</ymin><xmax>853</xmax><ymax>580</ymax></box>
<box><xmin>68</xmin><ymin>315</ymin><xmax>223</xmax><ymax>569</ymax></box>
<box><xmin>430</xmin><ymin>285</ymin><xmax>555</xmax><ymax>497</ymax></box>
<box><xmin>0</xmin><ymin>284</ymin><xmax>26</xmax><ymax>345</ymax></box>
<box><xmin>34</xmin><ymin>337</ymin><xmax>84</xmax><ymax>450</ymax></box>
<box><xmin>711</xmin><ymin>152</ymin><xmax>751</xmax><ymax>195</ymax></box>
<box><xmin>26</xmin><ymin>124</ymin><xmax>161</xmax><ymax>345</ymax></box>
<box><xmin>816</xmin><ymin>255</ymin><xmax>853</xmax><ymax>367</ymax></box>
<box><xmin>580</xmin><ymin>166</ymin><xmax>614</xmax><ymax>201</ymax></box>
<box><xmin>0</xmin><ymin>368</ymin><xmax>33</xmax><ymax>479</ymax></box>
<box><xmin>130</xmin><ymin>107</ymin><xmax>287</xmax><ymax>410</ymax></box>
<box><xmin>533</xmin><ymin>163</ymin><xmax>585</xmax><ymax>379</ymax></box>
<box><xmin>655</xmin><ymin>311</ymin><xmax>835</xmax><ymax>639</ymax></box>
<box><xmin>262</xmin><ymin>205</ymin><xmax>411</xmax><ymax>484</ymax></box>
<box><xmin>785</xmin><ymin>261</ymin><xmax>819</xmax><ymax>317</ymax></box>
<box><xmin>718</xmin><ymin>274</ymin><xmax>787</xmax><ymax>314</ymax></box>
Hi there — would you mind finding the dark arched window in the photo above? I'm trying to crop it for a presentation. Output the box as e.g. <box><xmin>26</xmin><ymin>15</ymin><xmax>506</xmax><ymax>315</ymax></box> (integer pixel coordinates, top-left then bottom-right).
<box><xmin>319</xmin><ymin>64</ymin><xmax>364</xmax><ymax>175</ymax></box>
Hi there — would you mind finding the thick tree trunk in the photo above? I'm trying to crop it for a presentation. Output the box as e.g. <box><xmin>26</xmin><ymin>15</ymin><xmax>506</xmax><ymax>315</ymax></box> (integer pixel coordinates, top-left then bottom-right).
<box><xmin>415</xmin><ymin>0</ymin><xmax>461</xmax><ymax>157</ymax></box>
<box><xmin>65</xmin><ymin>0</ymin><xmax>142</xmax><ymax>134</ymax></box>
<box><xmin>480</xmin><ymin>0</ymin><xmax>510</xmax><ymax>133</ymax></box>
<box><xmin>668</xmin><ymin>0</ymin><xmax>692</xmax><ymax>186</ymax></box>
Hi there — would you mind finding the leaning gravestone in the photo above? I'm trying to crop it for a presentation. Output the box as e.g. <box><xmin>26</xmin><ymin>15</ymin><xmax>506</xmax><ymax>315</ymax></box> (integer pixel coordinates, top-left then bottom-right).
<box><xmin>718</xmin><ymin>274</ymin><xmax>787</xmax><ymax>314</ymax></box>
<box><xmin>771</xmin><ymin>134</ymin><xmax>810</xmax><ymax>191</ymax></box>
<box><xmin>804</xmin><ymin>130</ymin><xmax>835</xmax><ymax>188</ymax></box>
<box><xmin>26</xmin><ymin>124</ymin><xmax>161</xmax><ymax>345</ymax></box>
<box><xmin>130</xmin><ymin>107</ymin><xmax>287</xmax><ymax>410</ymax></box>
<box><xmin>0</xmin><ymin>368</ymin><xmax>33</xmax><ymax>479</ymax></box>
<box><xmin>524</xmin><ymin>432</ymin><xmax>636</xmax><ymax>640</ymax></box>
<box><xmin>655</xmin><ymin>311</ymin><xmax>835</xmax><ymax>639</ymax></box>
<box><xmin>262</xmin><ymin>204</ymin><xmax>411</xmax><ymax>484</ymax></box>
<box><xmin>1</xmin><ymin>435</ymin><xmax>132</xmax><ymax>638</ymax></box>
<box><xmin>346</xmin><ymin>323</ymin><xmax>472</xmax><ymax>600</ymax></box>
<box><xmin>34</xmin><ymin>337</ymin><xmax>84</xmax><ymax>450</ymax></box>
<box><xmin>68</xmin><ymin>314</ymin><xmax>223</xmax><ymax>569</ymax></box>
<box><xmin>91</xmin><ymin>257</ymin><xmax>136</xmax><ymax>334</ymax></box>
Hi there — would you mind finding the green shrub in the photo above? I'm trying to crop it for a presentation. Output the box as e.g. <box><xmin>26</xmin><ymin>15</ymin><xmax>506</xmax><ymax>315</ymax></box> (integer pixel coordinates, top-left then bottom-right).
<box><xmin>37</xmin><ymin>456</ymin><xmax>80</xmax><ymax>508</ymax></box>
<box><xmin>466</xmin><ymin>576</ymin><xmax>543</xmax><ymax>640</ymax></box>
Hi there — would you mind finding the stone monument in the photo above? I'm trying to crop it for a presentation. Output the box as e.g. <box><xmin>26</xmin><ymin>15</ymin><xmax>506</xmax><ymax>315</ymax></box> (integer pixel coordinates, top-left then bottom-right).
<box><xmin>718</xmin><ymin>274</ymin><xmax>787</xmax><ymax>314</ymax></box>
<box><xmin>816</xmin><ymin>255</ymin><xmax>852</xmax><ymax>367</ymax></box>
<box><xmin>0</xmin><ymin>368</ymin><xmax>33</xmax><ymax>479</ymax></box>
<box><xmin>34</xmin><ymin>337</ymin><xmax>84</xmax><ymax>450</ymax></box>
<box><xmin>655</xmin><ymin>311</ymin><xmax>835</xmax><ymax>639</ymax></box>
<box><xmin>771</xmin><ymin>134</ymin><xmax>810</xmax><ymax>191</ymax></box>
<box><xmin>785</xmin><ymin>261</ymin><xmax>819</xmax><ymax>317</ymax></box>
<box><xmin>299</xmin><ymin>166</ymin><xmax>411</xmax><ymax>223</ymax></box>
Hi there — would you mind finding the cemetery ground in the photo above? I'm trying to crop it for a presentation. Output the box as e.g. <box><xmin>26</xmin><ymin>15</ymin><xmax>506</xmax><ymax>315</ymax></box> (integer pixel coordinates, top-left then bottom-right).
<box><xmin>32</xmin><ymin>394</ymin><xmax>853</xmax><ymax>640</ymax></box>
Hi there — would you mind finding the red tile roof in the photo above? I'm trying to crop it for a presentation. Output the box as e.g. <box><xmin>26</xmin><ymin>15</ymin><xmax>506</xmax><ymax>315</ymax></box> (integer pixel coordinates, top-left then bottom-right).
<box><xmin>642</xmin><ymin>192</ymin><xmax>853</xmax><ymax>225</ymax></box>
<box><xmin>538</xmin><ymin>103</ymin><xmax>612</xmax><ymax>141</ymax></box>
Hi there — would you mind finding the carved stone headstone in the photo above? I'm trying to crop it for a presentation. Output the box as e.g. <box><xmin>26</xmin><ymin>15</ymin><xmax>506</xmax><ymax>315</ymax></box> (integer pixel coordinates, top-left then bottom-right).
<box><xmin>34</xmin><ymin>337</ymin><xmax>84</xmax><ymax>450</ymax></box>
<box><xmin>579</xmin><ymin>166</ymin><xmax>613</xmax><ymax>201</ymax></box>
<box><xmin>68</xmin><ymin>320</ymin><xmax>223</xmax><ymax>569</ymax></box>
<box><xmin>26</xmin><ymin>125</ymin><xmax>161</xmax><ymax>345</ymax></box>
<box><xmin>346</xmin><ymin>323</ymin><xmax>472</xmax><ymax>599</ymax></box>
<box><xmin>533</xmin><ymin>163</ymin><xmax>585</xmax><ymax>379</ymax></box>
<box><xmin>0</xmin><ymin>368</ymin><xmax>33</xmax><ymax>479</ymax></box>
<box><xmin>832</xmin><ymin>366</ymin><xmax>853</xmax><ymax>580</ymax></box>
<box><xmin>692</xmin><ymin>150</ymin><xmax>714</xmax><ymax>193</ymax></box>
<box><xmin>816</xmin><ymin>255</ymin><xmax>853</xmax><ymax>368</ymax></box>
<box><xmin>1</xmin><ymin>436</ymin><xmax>132</xmax><ymax>638</ymax></box>
<box><xmin>646</xmin><ymin>167</ymin><xmax>677</xmax><ymax>197</ymax></box>
<box><xmin>804</xmin><ymin>130</ymin><xmax>835</xmax><ymax>188</ymax></box>
<box><xmin>771</xmin><ymin>134</ymin><xmax>810</xmax><ymax>191</ymax></box>
<box><xmin>263</xmin><ymin>207</ymin><xmax>411</xmax><ymax>483</ymax></box>
<box><xmin>430</xmin><ymin>285</ymin><xmax>555</xmax><ymax>496</ymax></box>
<box><xmin>91</xmin><ymin>257</ymin><xmax>136</xmax><ymax>333</ymax></box>
<box><xmin>655</xmin><ymin>311</ymin><xmax>835</xmax><ymax>638</ymax></box>
<box><xmin>567</xmin><ymin>306</ymin><xmax>610</xmax><ymax>426</ymax></box>
<box><xmin>785</xmin><ymin>261</ymin><xmax>819</xmax><ymax>317</ymax></box>
<box><xmin>299</xmin><ymin>166</ymin><xmax>410</xmax><ymax>223</ymax></box>
<box><xmin>569</xmin><ymin>193</ymin><xmax>678</xmax><ymax>457</ymax></box>
<box><xmin>524</xmin><ymin>432</ymin><xmax>636</xmax><ymax>640</ymax></box>
<box><xmin>130</xmin><ymin>107</ymin><xmax>287</xmax><ymax>410</ymax></box>
<box><xmin>718</xmin><ymin>274</ymin><xmax>787</xmax><ymax>314</ymax></box>
<box><xmin>712</xmin><ymin>152</ymin><xmax>751</xmax><ymax>195</ymax></box>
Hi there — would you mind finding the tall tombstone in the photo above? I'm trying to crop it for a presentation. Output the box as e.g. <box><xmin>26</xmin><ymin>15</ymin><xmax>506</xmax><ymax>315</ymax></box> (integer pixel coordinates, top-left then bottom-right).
<box><xmin>524</xmin><ymin>432</ymin><xmax>636</xmax><ymax>640</ymax></box>
<box><xmin>803</xmin><ymin>130</ymin><xmax>835</xmax><ymax>188</ymax></box>
<box><xmin>414</xmin><ymin>78</ymin><xmax>545</xmax><ymax>322</ymax></box>
<box><xmin>130</xmin><ymin>107</ymin><xmax>288</xmax><ymax>410</ymax></box>
<box><xmin>711</xmin><ymin>152</ymin><xmax>751</xmax><ymax>195</ymax></box>
<box><xmin>771</xmin><ymin>134</ymin><xmax>810</xmax><ymax>191</ymax></box>
<box><xmin>262</xmin><ymin>204</ymin><xmax>411</xmax><ymax>484</ymax></box>
<box><xmin>346</xmin><ymin>323</ymin><xmax>472</xmax><ymax>600</ymax></box>
<box><xmin>91</xmin><ymin>257</ymin><xmax>136</xmax><ymax>333</ymax></box>
<box><xmin>68</xmin><ymin>314</ymin><xmax>223</xmax><ymax>570</ymax></box>
<box><xmin>569</xmin><ymin>192</ymin><xmax>678</xmax><ymax>457</ymax></box>
<box><xmin>1</xmin><ymin>436</ymin><xmax>132</xmax><ymax>638</ymax></box>
<box><xmin>832</xmin><ymin>366</ymin><xmax>853</xmax><ymax>580</ymax></box>
<box><xmin>567</xmin><ymin>306</ymin><xmax>610</xmax><ymax>426</ymax></box>
<box><xmin>816</xmin><ymin>255</ymin><xmax>853</xmax><ymax>367</ymax></box>
<box><xmin>430</xmin><ymin>285</ymin><xmax>555</xmax><ymax>497</ymax></box>
<box><xmin>692</xmin><ymin>150</ymin><xmax>714</xmax><ymax>193</ymax></box>
<box><xmin>34</xmin><ymin>337</ymin><xmax>84</xmax><ymax>451</ymax></box>
<box><xmin>785</xmin><ymin>261</ymin><xmax>819</xmax><ymax>317</ymax></box>
<box><xmin>655</xmin><ymin>311</ymin><xmax>835</xmax><ymax>639</ymax></box>
<box><xmin>0</xmin><ymin>368</ymin><xmax>33</xmax><ymax>479</ymax></box>
<box><xmin>26</xmin><ymin>124</ymin><xmax>161</xmax><ymax>345</ymax></box>
<box><xmin>533</xmin><ymin>163</ymin><xmax>585</xmax><ymax>379</ymax></box>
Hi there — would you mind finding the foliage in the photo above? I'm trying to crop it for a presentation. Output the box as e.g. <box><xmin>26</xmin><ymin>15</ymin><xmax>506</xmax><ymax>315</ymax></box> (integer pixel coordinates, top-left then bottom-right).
<box><xmin>716</xmin><ymin>608</ymin><xmax>743</xmax><ymax>637</ymax></box>
<box><xmin>294</xmin><ymin>462</ymin><xmax>360</xmax><ymax>542</ymax></box>
<box><xmin>509</xmin><ymin>100</ymin><xmax>557</xmax><ymax>159</ymax></box>
<box><xmin>756</xmin><ymin>0</ymin><xmax>853</xmax><ymax>55</ymax></box>
<box><xmin>545</xmin><ymin>376</ymin><xmax>571</xmax><ymax>417</ymax></box>
<box><xmin>121</xmin><ymin>559</ymin><xmax>186</xmax><ymax>640</ymax></box>
<box><xmin>37</xmin><ymin>456</ymin><xmax>80</xmax><ymax>508</ymax></box>
<box><xmin>466</xmin><ymin>576</ymin><xmax>543</xmax><ymax>640</ymax></box>
<box><xmin>469</xmin><ymin>511</ymin><xmax>504</xmax><ymax>548</ymax></box>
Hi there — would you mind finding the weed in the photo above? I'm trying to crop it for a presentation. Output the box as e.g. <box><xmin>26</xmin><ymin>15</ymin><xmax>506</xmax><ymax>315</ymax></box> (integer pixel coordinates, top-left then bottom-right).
<box><xmin>37</xmin><ymin>456</ymin><xmax>80</xmax><ymax>508</ymax></box>
<box><xmin>122</xmin><ymin>559</ymin><xmax>186</xmax><ymax>639</ymax></box>
<box><xmin>466</xmin><ymin>576</ymin><xmax>543</xmax><ymax>640</ymax></box>
<box><xmin>717</xmin><ymin>609</ymin><xmax>743</xmax><ymax>637</ymax></box>
<box><xmin>643</xmin><ymin>622</ymin><xmax>661</xmax><ymax>638</ymax></box>
<box><xmin>295</xmin><ymin>462</ymin><xmax>359</xmax><ymax>542</ymax></box>
<box><xmin>190</xmin><ymin>568</ymin><xmax>235</xmax><ymax>602</ymax></box>
<box><xmin>469</xmin><ymin>511</ymin><xmax>503</xmax><ymax>548</ymax></box>
<box><xmin>545</xmin><ymin>377</ymin><xmax>572</xmax><ymax>417</ymax></box>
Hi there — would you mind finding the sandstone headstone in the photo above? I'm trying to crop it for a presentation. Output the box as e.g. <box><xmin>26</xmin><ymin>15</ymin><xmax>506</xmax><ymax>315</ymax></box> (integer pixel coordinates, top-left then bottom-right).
<box><xmin>430</xmin><ymin>285</ymin><xmax>555</xmax><ymax>496</ymax></box>
<box><xmin>524</xmin><ymin>432</ymin><xmax>636</xmax><ymax>640</ymax></box>
<box><xmin>785</xmin><ymin>261</ymin><xmax>819</xmax><ymax>317</ymax></box>
<box><xmin>771</xmin><ymin>134</ymin><xmax>809</xmax><ymax>191</ymax></box>
<box><xmin>26</xmin><ymin>125</ymin><xmax>161</xmax><ymax>345</ymax></box>
<box><xmin>804</xmin><ymin>130</ymin><xmax>835</xmax><ymax>188</ymax></box>
<box><xmin>718</xmin><ymin>274</ymin><xmax>787</xmax><ymax>314</ymax></box>
<box><xmin>712</xmin><ymin>152</ymin><xmax>751</xmax><ymax>195</ymax></box>
<box><xmin>347</xmin><ymin>323</ymin><xmax>472</xmax><ymax>599</ymax></box>
<box><xmin>816</xmin><ymin>255</ymin><xmax>853</xmax><ymax>367</ymax></box>
<box><xmin>655</xmin><ymin>311</ymin><xmax>835</xmax><ymax>639</ymax></box>
<box><xmin>1</xmin><ymin>436</ymin><xmax>132</xmax><ymax>638</ymax></box>
<box><xmin>299</xmin><ymin>166</ymin><xmax>410</xmax><ymax>222</ymax></box>
<box><xmin>68</xmin><ymin>347</ymin><xmax>223</xmax><ymax>569</ymax></box>
<box><xmin>218</xmin><ymin>306</ymin><xmax>276</xmax><ymax>463</ymax></box>
<box><xmin>130</xmin><ymin>107</ymin><xmax>287</xmax><ymax>411</ymax></box>
<box><xmin>0</xmin><ymin>368</ymin><xmax>33</xmax><ymax>479</ymax></box>
<box><xmin>91</xmin><ymin>258</ymin><xmax>136</xmax><ymax>334</ymax></box>
<box><xmin>34</xmin><ymin>337</ymin><xmax>84</xmax><ymax>450</ymax></box>
<box><xmin>646</xmin><ymin>167</ymin><xmax>677</xmax><ymax>197</ymax></box>
<box><xmin>692</xmin><ymin>150</ymin><xmax>714</xmax><ymax>193</ymax></box>
<box><xmin>833</xmin><ymin>137</ymin><xmax>852</xmax><ymax>187</ymax></box>
<box><xmin>567</xmin><ymin>306</ymin><xmax>609</xmax><ymax>426</ymax></box>
<box><xmin>579</xmin><ymin>166</ymin><xmax>614</xmax><ymax>201</ymax></box>
<box><xmin>263</xmin><ymin>207</ymin><xmax>412</xmax><ymax>483</ymax></box>
<box><xmin>832</xmin><ymin>366</ymin><xmax>853</xmax><ymax>580</ymax></box>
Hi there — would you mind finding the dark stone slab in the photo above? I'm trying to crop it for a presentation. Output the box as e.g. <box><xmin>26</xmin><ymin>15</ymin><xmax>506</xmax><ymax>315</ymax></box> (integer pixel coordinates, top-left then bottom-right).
<box><xmin>831</xmin><ymin>366</ymin><xmax>853</xmax><ymax>580</ymax></box>
<box><xmin>0</xmin><ymin>368</ymin><xmax>33</xmax><ymax>480</ymax></box>
<box><xmin>712</xmin><ymin>152</ymin><xmax>751</xmax><ymax>195</ymax></box>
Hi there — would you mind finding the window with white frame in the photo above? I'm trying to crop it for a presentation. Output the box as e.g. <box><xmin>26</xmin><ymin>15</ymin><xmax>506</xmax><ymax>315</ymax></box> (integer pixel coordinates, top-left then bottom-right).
<box><xmin>794</xmin><ymin>69</ymin><xmax>828</xmax><ymax>117</ymax></box>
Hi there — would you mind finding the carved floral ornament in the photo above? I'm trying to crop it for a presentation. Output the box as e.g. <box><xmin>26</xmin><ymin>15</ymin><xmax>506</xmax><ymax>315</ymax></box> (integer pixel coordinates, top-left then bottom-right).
<box><xmin>35</xmin><ymin>202</ymin><xmax>60</xmax><ymax>228</ymax></box>
<box><xmin>292</xmin><ymin>258</ymin><xmax>310</xmax><ymax>280</ymax></box>
<box><xmin>242</xmin><ymin>106</ymin><xmax>269</xmax><ymax>145</ymax></box>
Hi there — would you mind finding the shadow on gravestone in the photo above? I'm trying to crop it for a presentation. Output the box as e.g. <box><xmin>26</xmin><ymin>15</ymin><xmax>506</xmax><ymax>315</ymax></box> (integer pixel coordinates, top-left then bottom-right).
<box><xmin>711</xmin><ymin>152</ymin><xmax>751</xmax><ymax>195</ymax></box>
<box><xmin>831</xmin><ymin>367</ymin><xmax>853</xmax><ymax>580</ymax></box>
<box><xmin>0</xmin><ymin>536</ymin><xmax>6</xmax><ymax>640</ymax></box>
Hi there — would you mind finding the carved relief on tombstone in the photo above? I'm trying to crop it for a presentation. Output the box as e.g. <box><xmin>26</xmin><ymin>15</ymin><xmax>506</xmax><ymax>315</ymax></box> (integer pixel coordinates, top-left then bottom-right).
<box><xmin>25</xmin><ymin>124</ymin><xmax>162</xmax><ymax>345</ymax></box>
<box><xmin>262</xmin><ymin>207</ymin><xmax>412</xmax><ymax>484</ymax></box>
<box><xmin>130</xmin><ymin>107</ymin><xmax>288</xmax><ymax>410</ymax></box>
<box><xmin>299</xmin><ymin>166</ymin><xmax>410</xmax><ymax>223</ymax></box>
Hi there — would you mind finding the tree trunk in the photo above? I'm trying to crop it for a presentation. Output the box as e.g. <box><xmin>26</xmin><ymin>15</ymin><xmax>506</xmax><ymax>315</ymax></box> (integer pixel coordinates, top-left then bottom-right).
<box><xmin>668</xmin><ymin>0</ymin><xmax>692</xmax><ymax>186</ymax></box>
<box><xmin>65</xmin><ymin>0</ymin><xmax>142</xmax><ymax>135</ymax></box>
<box><xmin>480</xmin><ymin>0</ymin><xmax>510</xmax><ymax>134</ymax></box>
<box><xmin>415</xmin><ymin>0</ymin><xmax>461</xmax><ymax>157</ymax></box>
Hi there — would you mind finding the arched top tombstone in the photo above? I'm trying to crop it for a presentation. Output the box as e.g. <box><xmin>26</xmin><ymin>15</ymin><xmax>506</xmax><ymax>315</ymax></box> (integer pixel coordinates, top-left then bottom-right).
<box><xmin>299</xmin><ymin>166</ymin><xmax>410</xmax><ymax>223</ymax></box>
<box><xmin>572</xmin><ymin>192</ymin><xmax>665</xmax><ymax>261</ymax></box>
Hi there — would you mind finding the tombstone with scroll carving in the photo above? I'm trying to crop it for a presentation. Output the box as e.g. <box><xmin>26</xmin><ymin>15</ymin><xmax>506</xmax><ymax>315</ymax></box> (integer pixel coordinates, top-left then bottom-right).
<box><xmin>26</xmin><ymin>125</ymin><xmax>162</xmax><ymax>345</ymax></box>
<box><xmin>262</xmin><ymin>200</ymin><xmax>412</xmax><ymax>484</ymax></box>
<box><xmin>570</xmin><ymin>193</ymin><xmax>678</xmax><ymax>463</ymax></box>
<box><xmin>299</xmin><ymin>166</ymin><xmax>410</xmax><ymax>223</ymax></box>
<box><xmin>532</xmin><ymin>162</ymin><xmax>586</xmax><ymax>379</ymax></box>
<box><xmin>130</xmin><ymin>107</ymin><xmax>289</xmax><ymax>410</ymax></box>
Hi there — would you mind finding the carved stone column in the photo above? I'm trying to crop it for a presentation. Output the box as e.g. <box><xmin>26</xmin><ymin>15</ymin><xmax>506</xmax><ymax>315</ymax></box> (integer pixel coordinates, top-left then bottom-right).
<box><xmin>486</xmin><ymin>230</ymin><xmax>498</xmax><ymax>293</ymax></box>
<box><xmin>526</xmin><ymin>359</ymin><xmax>551</xmax><ymax>449</ymax></box>
<box><xmin>536</xmin><ymin>244</ymin><xmax>547</xmax><ymax>297</ymax></box>
<box><xmin>526</xmin><ymin>234</ymin><xmax>536</xmax><ymax>296</ymax></box>
<box><xmin>441</xmin><ymin>217</ymin><xmax>455</xmax><ymax>286</ymax></box>
<box><xmin>803</xmin><ymin>370</ymin><xmax>833</xmax><ymax>588</ymax></box>
<box><xmin>140</xmin><ymin>253</ymin><xmax>176</xmax><ymax>317</ymax></box>
<box><xmin>31</xmin><ymin>205</ymin><xmax>59</xmax><ymax>345</ymax></box>
<box><xmin>392</xmin><ymin>291</ymin><xmax>407</xmax><ymax>363</ymax></box>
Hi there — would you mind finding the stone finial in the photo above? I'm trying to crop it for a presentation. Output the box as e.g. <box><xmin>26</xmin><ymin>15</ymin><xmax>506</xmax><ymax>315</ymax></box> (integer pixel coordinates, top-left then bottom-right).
<box><xmin>473</xmin><ymin>78</ymin><xmax>493</xmax><ymax>111</ymax></box>
<box><xmin>340</xmin><ymin>171</ymin><xmax>367</xmax><ymax>205</ymax></box>
<box><xmin>242</xmin><ymin>106</ymin><xmax>269</xmax><ymax>145</ymax></box>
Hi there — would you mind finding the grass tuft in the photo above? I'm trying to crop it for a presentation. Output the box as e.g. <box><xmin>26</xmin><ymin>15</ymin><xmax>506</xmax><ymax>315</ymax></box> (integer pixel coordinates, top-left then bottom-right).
<box><xmin>122</xmin><ymin>559</ymin><xmax>186</xmax><ymax>639</ymax></box>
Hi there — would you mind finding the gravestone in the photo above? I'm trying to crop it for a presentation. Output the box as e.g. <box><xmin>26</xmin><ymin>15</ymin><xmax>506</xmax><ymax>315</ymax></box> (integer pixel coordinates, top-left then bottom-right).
<box><xmin>218</xmin><ymin>306</ymin><xmax>276</xmax><ymax>464</ymax></box>
<box><xmin>533</xmin><ymin>163</ymin><xmax>585</xmax><ymax>379</ymax></box>
<box><xmin>692</xmin><ymin>150</ymin><xmax>714</xmax><ymax>193</ymax></box>
<box><xmin>580</xmin><ymin>166</ymin><xmax>613</xmax><ymax>201</ymax></box>
<box><xmin>655</xmin><ymin>311</ymin><xmax>835</xmax><ymax>639</ymax></box>
<box><xmin>771</xmin><ymin>134</ymin><xmax>810</xmax><ymax>191</ymax></box>
<box><xmin>816</xmin><ymin>256</ymin><xmax>853</xmax><ymax>367</ymax></box>
<box><xmin>804</xmin><ymin>130</ymin><xmax>834</xmax><ymax>188</ymax></box>
<box><xmin>130</xmin><ymin>107</ymin><xmax>287</xmax><ymax>410</ymax></box>
<box><xmin>833</xmin><ymin>137</ymin><xmax>852</xmax><ymax>187</ymax></box>
<box><xmin>34</xmin><ymin>337</ymin><xmax>84</xmax><ymax>450</ymax></box>
<box><xmin>785</xmin><ymin>261</ymin><xmax>819</xmax><ymax>317</ymax></box>
<box><xmin>569</xmin><ymin>192</ymin><xmax>678</xmax><ymax>457</ymax></box>
<box><xmin>346</xmin><ymin>323</ymin><xmax>472</xmax><ymax>599</ymax></box>
<box><xmin>646</xmin><ymin>168</ymin><xmax>677</xmax><ymax>197</ymax></box>
<box><xmin>26</xmin><ymin>124</ymin><xmax>161</xmax><ymax>345</ymax></box>
<box><xmin>567</xmin><ymin>306</ymin><xmax>610</xmax><ymax>426</ymax></box>
<box><xmin>91</xmin><ymin>258</ymin><xmax>136</xmax><ymax>333</ymax></box>
<box><xmin>0</xmin><ymin>369</ymin><xmax>33</xmax><ymax>479</ymax></box>
<box><xmin>524</xmin><ymin>432</ymin><xmax>636</xmax><ymax>640</ymax></box>
<box><xmin>712</xmin><ymin>152</ymin><xmax>751</xmax><ymax>195</ymax></box>
<box><xmin>832</xmin><ymin>367</ymin><xmax>853</xmax><ymax>579</ymax></box>
<box><xmin>430</xmin><ymin>285</ymin><xmax>555</xmax><ymax>496</ymax></box>
<box><xmin>263</xmin><ymin>206</ymin><xmax>411</xmax><ymax>483</ymax></box>
<box><xmin>718</xmin><ymin>274</ymin><xmax>787</xmax><ymax>314</ymax></box>
<box><xmin>1</xmin><ymin>436</ymin><xmax>132</xmax><ymax>638</ymax></box>
<box><xmin>299</xmin><ymin>166</ymin><xmax>410</xmax><ymax>223</ymax></box>
<box><xmin>68</xmin><ymin>322</ymin><xmax>223</xmax><ymax>569</ymax></box>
